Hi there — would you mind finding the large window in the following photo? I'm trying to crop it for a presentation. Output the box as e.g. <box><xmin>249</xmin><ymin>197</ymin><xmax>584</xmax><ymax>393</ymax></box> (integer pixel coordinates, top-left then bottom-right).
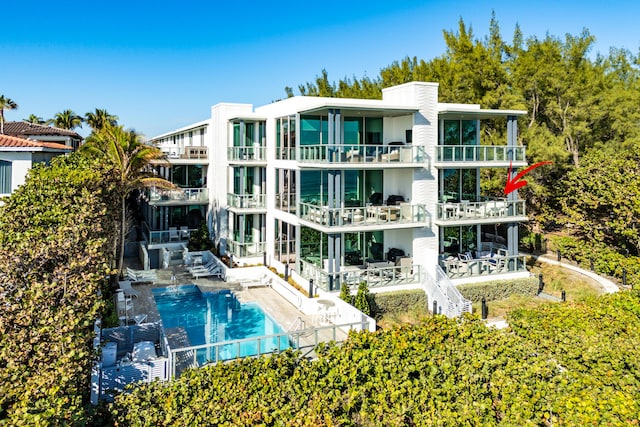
<box><xmin>439</xmin><ymin>169</ymin><xmax>478</xmax><ymax>202</ymax></box>
<box><xmin>441</xmin><ymin>119</ymin><xmax>477</xmax><ymax>145</ymax></box>
<box><xmin>274</xmin><ymin>220</ymin><xmax>296</xmax><ymax>265</ymax></box>
<box><xmin>171</xmin><ymin>164</ymin><xmax>204</xmax><ymax>188</ymax></box>
<box><xmin>441</xmin><ymin>225</ymin><xmax>478</xmax><ymax>257</ymax></box>
<box><xmin>275</xmin><ymin>168</ymin><xmax>296</xmax><ymax>213</ymax></box>
<box><xmin>276</xmin><ymin>116</ymin><xmax>296</xmax><ymax>159</ymax></box>
<box><xmin>0</xmin><ymin>160</ymin><xmax>11</xmax><ymax>194</ymax></box>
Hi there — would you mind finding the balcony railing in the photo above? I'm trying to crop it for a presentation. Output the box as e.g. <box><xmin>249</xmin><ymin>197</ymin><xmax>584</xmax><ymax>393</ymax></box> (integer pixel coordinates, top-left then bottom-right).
<box><xmin>226</xmin><ymin>193</ymin><xmax>267</xmax><ymax>209</ymax></box>
<box><xmin>435</xmin><ymin>199</ymin><xmax>526</xmax><ymax>222</ymax></box>
<box><xmin>299</xmin><ymin>259</ymin><xmax>423</xmax><ymax>292</ymax></box>
<box><xmin>142</xmin><ymin>222</ymin><xmax>194</xmax><ymax>245</ymax></box>
<box><xmin>298</xmin><ymin>144</ymin><xmax>428</xmax><ymax>165</ymax></box>
<box><xmin>435</xmin><ymin>145</ymin><xmax>526</xmax><ymax>164</ymax></box>
<box><xmin>440</xmin><ymin>254</ymin><xmax>528</xmax><ymax>279</ymax></box>
<box><xmin>164</xmin><ymin>146</ymin><xmax>208</xmax><ymax>160</ymax></box>
<box><xmin>227</xmin><ymin>146</ymin><xmax>266</xmax><ymax>162</ymax></box>
<box><xmin>299</xmin><ymin>202</ymin><xmax>430</xmax><ymax>228</ymax></box>
<box><xmin>147</xmin><ymin>187</ymin><xmax>208</xmax><ymax>204</ymax></box>
<box><xmin>227</xmin><ymin>240</ymin><xmax>266</xmax><ymax>258</ymax></box>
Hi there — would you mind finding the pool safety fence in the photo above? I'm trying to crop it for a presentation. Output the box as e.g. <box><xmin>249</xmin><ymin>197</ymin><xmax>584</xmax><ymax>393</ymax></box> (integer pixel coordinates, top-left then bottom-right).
<box><xmin>168</xmin><ymin>321</ymin><xmax>369</xmax><ymax>378</ymax></box>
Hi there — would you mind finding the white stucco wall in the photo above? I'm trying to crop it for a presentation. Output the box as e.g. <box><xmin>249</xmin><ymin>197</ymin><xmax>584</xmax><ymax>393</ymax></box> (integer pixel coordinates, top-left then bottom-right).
<box><xmin>0</xmin><ymin>151</ymin><xmax>34</xmax><ymax>196</ymax></box>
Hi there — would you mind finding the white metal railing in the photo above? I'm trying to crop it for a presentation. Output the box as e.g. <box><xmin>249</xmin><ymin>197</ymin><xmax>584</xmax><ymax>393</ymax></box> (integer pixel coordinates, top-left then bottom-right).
<box><xmin>164</xmin><ymin>146</ymin><xmax>208</xmax><ymax>160</ymax></box>
<box><xmin>299</xmin><ymin>259</ymin><xmax>423</xmax><ymax>292</ymax></box>
<box><xmin>423</xmin><ymin>265</ymin><xmax>472</xmax><ymax>317</ymax></box>
<box><xmin>441</xmin><ymin>254</ymin><xmax>528</xmax><ymax>279</ymax></box>
<box><xmin>227</xmin><ymin>146</ymin><xmax>267</xmax><ymax>162</ymax></box>
<box><xmin>436</xmin><ymin>145</ymin><xmax>526</xmax><ymax>163</ymax></box>
<box><xmin>299</xmin><ymin>202</ymin><xmax>430</xmax><ymax>228</ymax></box>
<box><xmin>226</xmin><ymin>193</ymin><xmax>267</xmax><ymax>209</ymax></box>
<box><xmin>143</xmin><ymin>222</ymin><xmax>195</xmax><ymax>244</ymax></box>
<box><xmin>227</xmin><ymin>240</ymin><xmax>267</xmax><ymax>258</ymax></box>
<box><xmin>276</xmin><ymin>147</ymin><xmax>296</xmax><ymax>160</ymax></box>
<box><xmin>168</xmin><ymin>321</ymin><xmax>367</xmax><ymax>378</ymax></box>
<box><xmin>436</xmin><ymin>199</ymin><xmax>526</xmax><ymax>222</ymax></box>
<box><xmin>298</xmin><ymin>144</ymin><xmax>428</xmax><ymax>165</ymax></box>
<box><xmin>147</xmin><ymin>187</ymin><xmax>208</xmax><ymax>203</ymax></box>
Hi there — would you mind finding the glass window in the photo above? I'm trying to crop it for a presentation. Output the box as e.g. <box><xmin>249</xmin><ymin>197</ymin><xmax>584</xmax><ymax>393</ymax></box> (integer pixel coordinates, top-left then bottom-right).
<box><xmin>443</xmin><ymin>120</ymin><xmax>460</xmax><ymax>145</ymax></box>
<box><xmin>171</xmin><ymin>165</ymin><xmax>187</xmax><ymax>187</ymax></box>
<box><xmin>187</xmin><ymin>165</ymin><xmax>203</xmax><ymax>187</ymax></box>
<box><xmin>300</xmin><ymin>115</ymin><xmax>321</xmax><ymax>146</ymax></box>
<box><xmin>0</xmin><ymin>160</ymin><xmax>11</xmax><ymax>193</ymax></box>
<box><xmin>343</xmin><ymin>117</ymin><xmax>362</xmax><ymax>146</ymax></box>
<box><xmin>365</xmin><ymin>117</ymin><xmax>383</xmax><ymax>144</ymax></box>
<box><xmin>461</xmin><ymin>120</ymin><xmax>477</xmax><ymax>145</ymax></box>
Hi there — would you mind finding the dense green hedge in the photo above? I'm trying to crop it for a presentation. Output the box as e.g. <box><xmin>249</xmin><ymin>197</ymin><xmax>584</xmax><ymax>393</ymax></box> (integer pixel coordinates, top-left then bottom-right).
<box><xmin>367</xmin><ymin>289</ymin><xmax>427</xmax><ymax>319</ymax></box>
<box><xmin>110</xmin><ymin>291</ymin><xmax>640</xmax><ymax>425</ymax></box>
<box><xmin>457</xmin><ymin>277</ymin><xmax>539</xmax><ymax>302</ymax></box>
<box><xmin>549</xmin><ymin>235</ymin><xmax>640</xmax><ymax>288</ymax></box>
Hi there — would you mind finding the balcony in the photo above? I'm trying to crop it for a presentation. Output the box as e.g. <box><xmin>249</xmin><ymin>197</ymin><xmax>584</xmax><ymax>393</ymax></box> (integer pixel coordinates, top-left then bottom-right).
<box><xmin>440</xmin><ymin>253</ymin><xmax>528</xmax><ymax>279</ymax></box>
<box><xmin>146</xmin><ymin>188</ymin><xmax>208</xmax><ymax>206</ymax></box>
<box><xmin>227</xmin><ymin>146</ymin><xmax>267</xmax><ymax>163</ymax></box>
<box><xmin>434</xmin><ymin>145</ymin><xmax>526</xmax><ymax>168</ymax></box>
<box><xmin>164</xmin><ymin>146</ymin><xmax>208</xmax><ymax>162</ymax></box>
<box><xmin>226</xmin><ymin>193</ymin><xmax>267</xmax><ymax>210</ymax></box>
<box><xmin>227</xmin><ymin>240</ymin><xmax>266</xmax><ymax>258</ymax></box>
<box><xmin>299</xmin><ymin>202</ymin><xmax>430</xmax><ymax>230</ymax></box>
<box><xmin>298</xmin><ymin>144</ymin><xmax>428</xmax><ymax>168</ymax></box>
<box><xmin>300</xmin><ymin>259</ymin><xmax>424</xmax><ymax>292</ymax></box>
<box><xmin>434</xmin><ymin>199</ymin><xmax>527</xmax><ymax>225</ymax></box>
<box><xmin>143</xmin><ymin>222</ymin><xmax>194</xmax><ymax>246</ymax></box>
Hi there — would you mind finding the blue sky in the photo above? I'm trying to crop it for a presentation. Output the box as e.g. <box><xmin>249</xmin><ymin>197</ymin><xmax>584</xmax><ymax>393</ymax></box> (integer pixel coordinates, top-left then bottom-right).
<box><xmin>1</xmin><ymin>0</ymin><xmax>638</xmax><ymax>138</ymax></box>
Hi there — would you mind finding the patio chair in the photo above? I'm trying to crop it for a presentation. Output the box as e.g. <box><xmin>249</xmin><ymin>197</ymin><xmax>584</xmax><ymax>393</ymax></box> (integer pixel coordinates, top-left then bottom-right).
<box><xmin>188</xmin><ymin>260</ymin><xmax>216</xmax><ymax>273</ymax></box>
<box><xmin>125</xmin><ymin>267</ymin><xmax>157</xmax><ymax>283</ymax></box>
<box><xmin>180</xmin><ymin>226</ymin><xmax>190</xmax><ymax>240</ymax></box>
<box><xmin>169</xmin><ymin>227</ymin><xmax>180</xmax><ymax>241</ymax></box>
<box><xmin>191</xmin><ymin>265</ymin><xmax>222</xmax><ymax>279</ymax></box>
<box><xmin>118</xmin><ymin>280</ymin><xmax>141</xmax><ymax>299</ymax></box>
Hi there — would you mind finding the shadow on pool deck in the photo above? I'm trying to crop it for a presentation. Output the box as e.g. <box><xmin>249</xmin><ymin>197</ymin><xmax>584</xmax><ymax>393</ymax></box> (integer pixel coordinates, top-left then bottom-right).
<box><xmin>121</xmin><ymin>258</ymin><xmax>334</xmax><ymax>349</ymax></box>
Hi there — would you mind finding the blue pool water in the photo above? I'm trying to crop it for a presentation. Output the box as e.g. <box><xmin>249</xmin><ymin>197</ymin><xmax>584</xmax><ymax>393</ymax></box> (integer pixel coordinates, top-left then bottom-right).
<box><xmin>153</xmin><ymin>285</ymin><xmax>290</xmax><ymax>361</ymax></box>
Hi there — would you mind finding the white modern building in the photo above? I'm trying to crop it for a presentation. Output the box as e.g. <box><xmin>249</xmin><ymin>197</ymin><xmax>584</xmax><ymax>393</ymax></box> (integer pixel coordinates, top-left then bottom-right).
<box><xmin>145</xmin><ymin>82</ymin><xmax>530</xmax><ymax>309</ymax></box>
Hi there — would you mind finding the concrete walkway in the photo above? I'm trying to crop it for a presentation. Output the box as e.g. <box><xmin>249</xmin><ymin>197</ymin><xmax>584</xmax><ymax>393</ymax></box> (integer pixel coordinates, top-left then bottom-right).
<box><xmin>532</xmin><ymin>254</ymin><xmax>620</xmax><ymax>294</ymax></box>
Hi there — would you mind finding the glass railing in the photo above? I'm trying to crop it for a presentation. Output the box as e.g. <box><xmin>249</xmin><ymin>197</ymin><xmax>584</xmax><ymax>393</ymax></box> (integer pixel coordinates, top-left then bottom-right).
<box><xmin>299</xmin><ymin>202</ymin><xmax>430</xmax><ymax>227</ymax></box>
<box><xmin>436</xmin><ymin>145</ymin><xmax>526</xmax><ymax>163</ymax></box>
<box><xmin>227</xmin><ymin>240</ymin><xmax>266</xmax><ymax>258</ymax></box>
<box><xmin>147</xmin><ymin>187</ymin><xmax>208</xmax><ymax>203</ymax></box>
<box><xmin>226</xmin><ymin>193</ymin><xmax>267</xmax><ymax>209</ymax></box>
<box><xmin>299</xmin><ymin>259</ymin><xmax>423</xmax><ymax>292</ymax></box>
<box><xmin>276</xmin><ymin>147</ymin><xmax>296</xmax><ymax>161</ymax></box>
<box><xmin>440</xmin><ymin>254</ymin><xmax>528</xmax><ymax>279</ymax></box>
<box><xmin>436</xmin><ymin>199</ymin><xmax>526</xmax><ymax>221</ymax></box>
<box><xmin>275</xmin><ymin>193</ymin><xmax>297</xmax><ymax>213</ymax></box>
<box><xmin>142</xmin><ymin>222</ymin><xmax>195</xmax><ymax>244</ymax></box>
<box><xmin>227</xmin><ymin>146</ymin><xmax>267</xmax><ymax>162</ymax></box>
<box><xmin>298</xmin><ymin>144</ymin><xmax>427</xmax><ymax>165</ymax></box>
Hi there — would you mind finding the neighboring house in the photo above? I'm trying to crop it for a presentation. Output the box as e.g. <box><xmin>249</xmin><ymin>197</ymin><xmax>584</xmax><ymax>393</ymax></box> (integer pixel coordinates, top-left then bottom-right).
<box><xmin>144</xmin><ymin>82</ymin><xmax>530</xmax><ymax>312</ymax></box>
<box><xmin>2</xmin><ymin>121</ymin><xmax>83</xmax><ymax>151</ymax></box>
<box><xmin>0</xmin><ymin>133</ymin><xmax>72</xmax><ymax>197</ymax></box>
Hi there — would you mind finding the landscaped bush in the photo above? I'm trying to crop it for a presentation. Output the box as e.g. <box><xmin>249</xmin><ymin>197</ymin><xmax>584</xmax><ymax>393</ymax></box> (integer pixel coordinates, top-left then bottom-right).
<box><xmin>110</xmin><ymin>291</ymin><xmax>640</xmax><ymax>425</ymax></box>
<box><xmin>457</xmin><ymin>277</ymin><xmax>539</xmax><ymax>302</ymax></box>
<box><xmin>367</xmin><ymin>289</ymin><xmax>427</xmax><ymax>319</ymax></box>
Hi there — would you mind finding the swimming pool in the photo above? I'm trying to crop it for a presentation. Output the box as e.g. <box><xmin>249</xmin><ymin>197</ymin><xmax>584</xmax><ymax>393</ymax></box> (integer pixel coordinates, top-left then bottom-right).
<box><xmin>153</xmin><ymin>285</ymin><xmax>290</xmax><ymax>362</ymax></box>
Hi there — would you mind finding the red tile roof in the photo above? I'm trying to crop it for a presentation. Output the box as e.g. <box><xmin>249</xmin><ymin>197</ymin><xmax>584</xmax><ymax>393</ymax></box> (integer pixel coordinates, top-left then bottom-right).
<box><xmin>0</xmin><ymin>134</ymin><xmax>72</xmax><ymax>151</ymax></box>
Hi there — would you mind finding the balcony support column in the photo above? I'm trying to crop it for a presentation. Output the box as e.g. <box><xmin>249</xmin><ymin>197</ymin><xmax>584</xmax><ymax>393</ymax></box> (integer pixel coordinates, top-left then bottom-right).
<box><xmin>506</xmin><ymin>115</ymin><xmax>519</xmax><ymax>257</ymax></box>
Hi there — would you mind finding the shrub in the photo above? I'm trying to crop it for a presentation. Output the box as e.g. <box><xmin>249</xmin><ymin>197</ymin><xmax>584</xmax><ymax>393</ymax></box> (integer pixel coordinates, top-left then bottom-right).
<box><xmin>354</xmin><ymin>281</ymin><xmax>370</xmax><ymax>315</ymax></box>
<box><xmin>457</xmin><ymin>277</ymin><xmax>539</xmax><ymax>302</ymax></box>
<box><xmin>367</xmin><ymin>289</ymin><xmax>427</xmax><ymax>319</ymax></box>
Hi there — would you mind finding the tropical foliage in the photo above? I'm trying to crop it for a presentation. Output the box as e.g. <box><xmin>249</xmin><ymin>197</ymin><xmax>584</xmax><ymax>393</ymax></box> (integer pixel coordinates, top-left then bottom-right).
<box><xmin>24</xmin><ymin>113</ymin><xmax>45</xmax><ymax>124</ymax></box>
<box><xmin>0</xmin><ymin>154</ymin><xmax>118</xmax><ymax>425</ymax></box>
<box><xmin>47</xmin><ymin>109</ymin><xmax>83</xmax><ymax>130</ymax></box>
<box><xmin>0</xmin><ymin>94</ymin><xmax>18</xmax><ymax>133</ymax></box>
<box><xmin>85</xmin><ymin>108</ymin><xmax>119</xmax><ymax>133</ymax></box>
<box><xmin>111</xmin><ymin>291</ymin><xmax>640</xmax><ymax>425</ymax></box>
<box><xmin>81</xmin><ymin>124</ymin><xmax>174</xmax><ymax>274</ymax></box>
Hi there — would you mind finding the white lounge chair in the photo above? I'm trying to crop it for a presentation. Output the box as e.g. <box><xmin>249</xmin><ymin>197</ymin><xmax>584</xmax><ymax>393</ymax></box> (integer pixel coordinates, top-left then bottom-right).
<box><xmin>118</xmin><ymin>280</ymin><xmax>141</xmax><ymax>299</ymax></box>
<box><xmin>125</xmin><ymin>267</ymin><xmax>157</xmax><ymax>283</ymax></box>
<box><xmin>188</xmin><ymin>260</ymin><xmax>216</xmax><ymax>273</ymax></box>
<box><xmin>191</xmin><ymin>265</ymin><xmax>222</xmax><ymax>279</ymax></box>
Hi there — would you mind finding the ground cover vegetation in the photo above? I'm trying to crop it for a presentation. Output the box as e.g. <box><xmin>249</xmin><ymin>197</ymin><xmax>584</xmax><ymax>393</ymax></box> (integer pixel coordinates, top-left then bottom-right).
<box><xmin>111</xmin><ymin>290</ymin><xmax>640</xmax><ymax>425</ymax></box>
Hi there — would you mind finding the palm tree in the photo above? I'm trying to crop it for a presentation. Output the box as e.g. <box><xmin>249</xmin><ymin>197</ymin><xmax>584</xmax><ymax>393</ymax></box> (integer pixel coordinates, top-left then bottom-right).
<box><xmin>0</xmin><ymin>95</ymin><xmax>18</xmax><ymax>134</ymax></box>
<box><xmin>47</xmin><ymin>109</ymin><xmax>83</xmax><ymax>130</ymax></box>
<box><xmin>24</xmin><ymin>114</ymin><xmax>45</xmax><ymax>124</ymax></box>
<box><xmin>81</xmin><ymin>124</ymin><xmax>175</xmax><ymax>274</ymax></box>
<box><xmin>85</xmin><ymin>108</ymin><xmax>118</xmax><ymax>133</ymax></box>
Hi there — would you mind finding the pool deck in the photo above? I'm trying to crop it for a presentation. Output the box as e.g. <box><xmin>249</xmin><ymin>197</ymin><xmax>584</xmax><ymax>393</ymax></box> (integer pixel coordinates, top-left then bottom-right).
<box><xmin>121</xmin><ymin>259</ymin><xmax>332</xmax><ymax>343</ymax></box>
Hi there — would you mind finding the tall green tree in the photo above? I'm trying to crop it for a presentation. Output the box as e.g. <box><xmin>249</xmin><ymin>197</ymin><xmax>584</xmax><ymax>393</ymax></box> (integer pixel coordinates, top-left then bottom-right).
<box><xmin>0</xmin><ymin>154</ymin><xmax>117</xmax><ymax>424</ymax></box>
<box><xmin>81</xmin><ymin>124</ymin><xmax>174</xmax><ymax>274</ymax></box>
<box><xmin>84</xmin><ymin>108</ymin><xmax>118</xmax><ymax>133</ymax></box>
<box><xmin>23</xmin><ymin>113</ymin><xmax>45</xmax><ymax>124</ymax></box>
<box><xmin>0</xmin><ymin>95</ymin><xmax>18</xmax><ymax>134</ymax></box>
<box><xmin>47</xmin><ymin>109</ymin><xmax>83</xmax><ymax>130</ymax></box>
